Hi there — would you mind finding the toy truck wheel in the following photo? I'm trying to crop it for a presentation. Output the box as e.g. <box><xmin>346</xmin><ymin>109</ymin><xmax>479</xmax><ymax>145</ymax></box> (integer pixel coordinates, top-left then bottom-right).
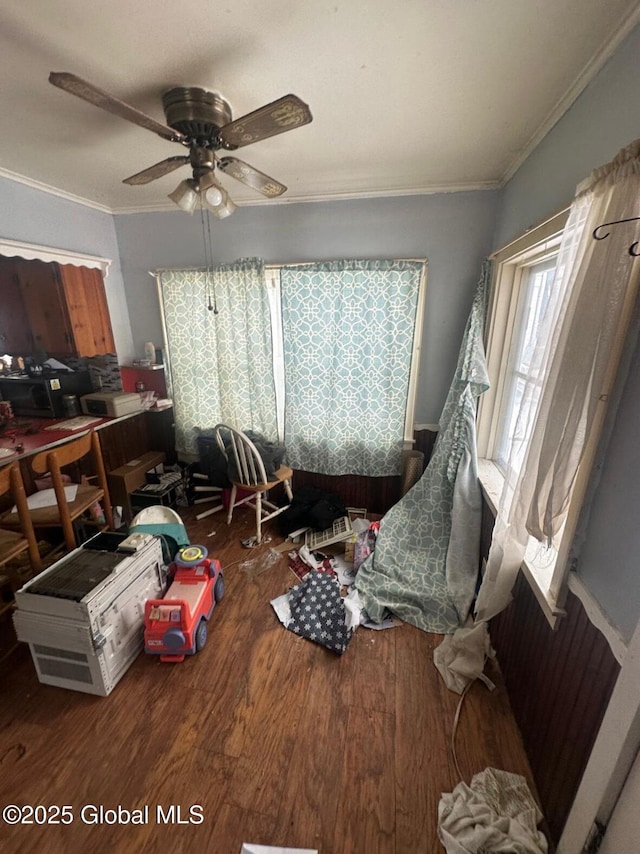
<box><xmin>195</xmin><ymin>619</ymin><xmax>208</xmax><ymax>652</ymax></box>
<box><xmin>214</xmin><ymin>574</ymin><xmax>225</xmax><ymax>602</ymax></box>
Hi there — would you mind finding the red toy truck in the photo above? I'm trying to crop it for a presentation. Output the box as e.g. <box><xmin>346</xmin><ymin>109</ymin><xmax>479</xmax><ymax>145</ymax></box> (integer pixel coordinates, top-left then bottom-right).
<box><xmin>144</xmin><ymin>544</ymin><xmax>224</xmax><ymax>662</ymax></box>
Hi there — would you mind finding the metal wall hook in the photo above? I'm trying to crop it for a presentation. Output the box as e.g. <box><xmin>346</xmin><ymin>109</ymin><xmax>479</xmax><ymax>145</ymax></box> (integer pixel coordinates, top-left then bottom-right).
<box><xmin>593</xmin><ymin>216</ymin><xmax>640</xmax><ymax>256</ymax></box>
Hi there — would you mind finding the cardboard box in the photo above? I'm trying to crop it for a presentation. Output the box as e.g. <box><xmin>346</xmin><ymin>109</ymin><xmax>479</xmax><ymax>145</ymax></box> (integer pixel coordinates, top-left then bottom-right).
<box><xmin>108</xmin><ymin>451</ymin><xmax>166</xmax><ymax>521</ymax></box>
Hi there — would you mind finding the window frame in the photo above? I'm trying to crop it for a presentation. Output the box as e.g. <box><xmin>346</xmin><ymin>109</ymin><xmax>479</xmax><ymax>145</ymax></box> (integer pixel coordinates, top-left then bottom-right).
<box><xmin>479</xmin><ymin>206</ymin><xmax>639</xmax><ymax>627</ymax></box>
<box><xmin>477</xmin><ymin>209</ymin><xmax>573</xmax><ymax>626</ymax></box>
<box><xmin>493</xmin><ymin>254</ymin><xmax>558</xmax><ymax>478</ymax></box>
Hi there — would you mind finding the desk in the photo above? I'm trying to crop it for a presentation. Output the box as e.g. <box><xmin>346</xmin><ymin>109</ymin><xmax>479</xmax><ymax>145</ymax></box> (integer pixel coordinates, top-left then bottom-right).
<box><xmin>0</xmin><ymin>416</ymin><xmax>110</xmax><ymax>463</ymax></box>
<box><xmin>107</xmin><ymin>451</ymin><xmax>166</xmax><ymax>521</ymax></box>
<box><xmin>0</xmin><ymin>410</ymin><xmax>174</xmax><ymax>503</ymax></box>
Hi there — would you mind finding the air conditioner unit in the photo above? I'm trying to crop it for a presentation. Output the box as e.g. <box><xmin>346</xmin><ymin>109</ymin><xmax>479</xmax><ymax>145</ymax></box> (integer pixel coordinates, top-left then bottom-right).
<box><xmin>13</xmin><ymin>533</ymin><xmax>164</xmax><ymax>696</ymax></box>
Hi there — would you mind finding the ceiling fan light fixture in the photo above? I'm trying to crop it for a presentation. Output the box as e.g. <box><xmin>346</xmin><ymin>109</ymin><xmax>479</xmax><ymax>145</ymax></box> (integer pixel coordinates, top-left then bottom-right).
<box><xmin>210</xmin><ymin>195</ymin><xmax>237</xmax><ymax>220</ymax></box>
<box><xmin>203</xmin><ymin>183</ymin><xmax>224</xmax><ymax>208</ymax></box>
<box><xmin>48</xmin><ymin>73</ymin><xmax>312</xmax><ymax>213</ymax></box>
<box><xmin>196</xmin><ymin>171</ymin><xmax>218</xmax><ymax>192</ymax></box>
<box><xmin>168</xmin><ymin>178</ymin><xmax>199</xmax><ymax>213</ymax></box>
<box><xmin>202</xmin><ymin>181</ymin><xmax>236</xmax><ymax>218</ymax></box>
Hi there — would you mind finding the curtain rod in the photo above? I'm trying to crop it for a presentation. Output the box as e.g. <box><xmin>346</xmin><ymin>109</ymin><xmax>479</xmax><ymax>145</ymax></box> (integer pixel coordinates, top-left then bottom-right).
<box><xmin>489</xmin><ymin>205</ymin><xmax>570</xmax><ymax>259</ymax></box>
<box><xmin>150</xmin><ymin>258</ymin><xmax>428</xmax><ymax>276</ymax></box>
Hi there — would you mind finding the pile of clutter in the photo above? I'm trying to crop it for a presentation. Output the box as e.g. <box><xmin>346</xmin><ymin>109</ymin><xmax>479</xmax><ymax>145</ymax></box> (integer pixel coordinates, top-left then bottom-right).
<box><xmin>271</xmin><ymin>512</ymin><xmax>397</xmax><ymax>655</ymax></box>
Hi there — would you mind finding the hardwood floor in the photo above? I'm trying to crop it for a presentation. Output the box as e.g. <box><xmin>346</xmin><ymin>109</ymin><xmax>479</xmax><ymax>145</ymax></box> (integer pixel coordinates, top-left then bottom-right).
<box><xmin>0</xmin><ymin>505</ymin><xmax>540</xmax><ymax>853</ymax></box>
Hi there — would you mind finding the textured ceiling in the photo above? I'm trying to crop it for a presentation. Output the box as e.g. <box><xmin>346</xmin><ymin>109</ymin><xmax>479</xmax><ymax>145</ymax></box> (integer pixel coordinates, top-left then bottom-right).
<box><xmin>0</xmin><ymin>0</ymin><xmax>638</xmax><ymax>213</ymax></box>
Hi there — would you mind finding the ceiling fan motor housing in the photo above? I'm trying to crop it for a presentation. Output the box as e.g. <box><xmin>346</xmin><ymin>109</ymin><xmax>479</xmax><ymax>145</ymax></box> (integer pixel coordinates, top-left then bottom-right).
<box><xmin>162</xmin><ymin>87</ymin><xmax>232</xmax><ymax>144</ymax></box>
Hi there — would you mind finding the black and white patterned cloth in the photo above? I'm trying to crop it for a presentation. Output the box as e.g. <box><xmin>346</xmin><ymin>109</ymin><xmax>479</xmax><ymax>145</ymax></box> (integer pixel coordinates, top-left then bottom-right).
<box><xmin>287</xmin><ymin>571</ymin><xmax>354</xmax><ymax>655</ymax></box>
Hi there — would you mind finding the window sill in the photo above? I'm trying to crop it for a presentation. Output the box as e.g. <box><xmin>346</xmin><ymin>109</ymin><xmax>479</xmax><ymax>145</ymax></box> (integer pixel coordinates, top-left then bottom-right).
<box><xmin>477</xmin><ymin>458</ymin><xmax>566</xmax><ymax>629</ymax></box>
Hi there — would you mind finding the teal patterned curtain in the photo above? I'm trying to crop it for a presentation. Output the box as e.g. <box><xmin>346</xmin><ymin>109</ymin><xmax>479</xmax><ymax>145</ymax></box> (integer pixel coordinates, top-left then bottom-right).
<box><xmin>159</xmin><ymin>259</ymin><xmax>277</xmax><ymax>455</ymax></box>
<box><xmin>356</xmin><ymin>262</ymin><xmax>491</xmax><ymax>633</ymax></box>
<box><xmin>280</xmin><ymin>260</ymin><xmax>423</xmax><ymax>476</ymax></box>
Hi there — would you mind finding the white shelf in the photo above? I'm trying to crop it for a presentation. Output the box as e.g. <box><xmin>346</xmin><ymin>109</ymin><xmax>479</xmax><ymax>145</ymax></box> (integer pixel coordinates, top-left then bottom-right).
<box><xmin>120</xmin><ymin>364</ymin><xmax>165</xmax><ymax>371</ymax></box>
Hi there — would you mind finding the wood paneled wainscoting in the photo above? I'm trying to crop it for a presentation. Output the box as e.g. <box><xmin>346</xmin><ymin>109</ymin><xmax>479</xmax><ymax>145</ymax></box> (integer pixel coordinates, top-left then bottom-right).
<box><xmin>292</xmin><ymin>428</ymin><xmax>438</xmax><ymax>517</ymax></box>
<box><xmin>291</xmin><ymin>469</ymin><xmax>401</xmax><ymax>516</ymax></box>
<box><xmin>480</xmin><ymin>497</ymin><xmax>621</xmax><ymax>846</ymax></box>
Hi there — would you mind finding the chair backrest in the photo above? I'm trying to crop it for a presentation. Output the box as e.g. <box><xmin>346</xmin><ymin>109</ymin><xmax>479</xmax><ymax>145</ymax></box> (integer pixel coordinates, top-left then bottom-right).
<box><xmin>0</xmin><ymin>462</ymin><xmax>41</xmax><ymax>572</ymax></box>
<box><xmin>31</xmin><ymin>430</ymin><xmax>109</xmax><ymax>489</ymax></box>
<box><xmin>213</xmin><ymin>424</ymin><xmax>269</xmax><ymax>487</ymax></box>
<box><xmin>30</xmin><ymin>430</ymin><xmax>112</xmax><ymax>550</ymax></box>
<box><xmin>0</xmin><ymin>463</ymin><xmax>14</xmax><ymax>500</ymax></box>
<box><xmin>31</xmin><ymin>430</ymin><xmax>96</xmax><ymax>476</ymax></box>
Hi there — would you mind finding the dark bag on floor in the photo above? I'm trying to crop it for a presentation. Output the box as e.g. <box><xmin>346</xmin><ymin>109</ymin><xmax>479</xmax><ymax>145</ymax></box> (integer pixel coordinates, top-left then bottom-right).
<box><xmin>279</xmin><ymin>484</ymin><xmax>347</xmax><ymax>536</ymax></box>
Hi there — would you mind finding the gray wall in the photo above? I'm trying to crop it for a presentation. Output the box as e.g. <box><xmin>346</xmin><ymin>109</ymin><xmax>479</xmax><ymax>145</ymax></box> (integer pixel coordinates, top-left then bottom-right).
<box><xmin>114</xmin><ymin>191</ymin><xmax>499</xmax><ymax>425</ymax></box>
<box><xmin>576</xmin><ymin>341</ymin><xmax>640</xmax><ymax>641</ymax></box>
<box><xmin>495</xmin><ymin>22</ymin><xmax>640</xmax><ymax>250</ymax></box>
<box><xmin>491</xmin><ymin>22</ymin><xmax>640</xmax><ymax>640</ymax></box>
<box><xmin>0</xmin><ymin>177</ymin><xmax>134</xmax><ymax>360</ymax></box>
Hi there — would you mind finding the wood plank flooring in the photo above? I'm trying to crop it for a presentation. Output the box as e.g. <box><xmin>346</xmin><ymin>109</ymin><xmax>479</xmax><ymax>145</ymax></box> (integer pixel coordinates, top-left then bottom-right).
<box><xmin>0</xmin><ymin>505</ymin><xmax>541</xmax><ymax>853</ymax></box>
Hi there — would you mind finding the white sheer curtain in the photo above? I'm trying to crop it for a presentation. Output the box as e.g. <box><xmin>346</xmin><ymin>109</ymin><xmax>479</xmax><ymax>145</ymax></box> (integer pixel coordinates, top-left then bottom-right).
<box><xmin>475</xmin><ymin>139</ymin><xmax>640</xmax><ymax>621</ymax></box>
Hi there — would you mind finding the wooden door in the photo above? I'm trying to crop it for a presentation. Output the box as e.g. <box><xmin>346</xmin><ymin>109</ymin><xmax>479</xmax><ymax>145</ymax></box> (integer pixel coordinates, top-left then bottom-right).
<box><xmin>15</xmin><ymin>259</ymin><xmax>75</xmax><ymax>356</ymax></box>
<box><xmin>0</xmin><ymin>259</ymin><xmax>32</xmax><ymax>354</ymax></box>
<box><xmin>56</xmin><ymin>264</ymin><xmax>116</xmax><ymax>356</ymax></box>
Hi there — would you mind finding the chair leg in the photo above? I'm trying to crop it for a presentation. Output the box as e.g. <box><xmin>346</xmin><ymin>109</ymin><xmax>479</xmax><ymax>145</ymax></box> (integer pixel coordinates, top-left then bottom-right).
<box><xmin>255</xmin><ymin>492</ymin><xmax>262</xmax><ymax>544</ymax></box>
<box><xmin>227</xmin><ymin>485</ymin><xmax>237</xmax><ymax>525</ymax></box>
<box><xmin>284</xmin><ymin>478</ymin><xmax>293</xmax><ymax>502</ymax></box>
<box><xmin>11</xmin><ymin>465</ymin><xmax>41</xmax><ymax>574</ymax></box>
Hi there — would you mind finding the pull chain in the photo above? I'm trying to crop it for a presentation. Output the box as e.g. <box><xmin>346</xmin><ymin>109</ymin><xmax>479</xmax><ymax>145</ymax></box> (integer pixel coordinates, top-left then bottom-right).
<box><xmin>205</xmin><ymin>207</ymin><xmax>219</xmax><ymax>314</ymax></box>
<box><xmin>198</xmin><ymin>204</ymin><xmax>214</xmax><ymax>312</ymax></box>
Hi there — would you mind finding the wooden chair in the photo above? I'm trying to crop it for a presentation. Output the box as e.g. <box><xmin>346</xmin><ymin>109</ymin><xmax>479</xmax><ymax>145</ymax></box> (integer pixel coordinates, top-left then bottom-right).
<box><xmin>1</xmin><ymin>431</ymin><xmax>114</xmax><ymax>552</ymax></box>
<box><xmin>213</xmin><ymin>424</ymin><xmax>293</xmax><ymax>544</ymax></box>
<box><xmin>0</xmin><ymin>463</ymin><xmax>41</xmax><ymax>591</ymax></box>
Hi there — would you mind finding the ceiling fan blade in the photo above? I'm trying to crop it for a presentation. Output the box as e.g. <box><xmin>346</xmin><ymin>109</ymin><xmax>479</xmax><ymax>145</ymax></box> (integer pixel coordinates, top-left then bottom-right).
<box><xmin>49</xmin><ymin>72</ymin><xmax>186</xmax><ymax>143</ymax></box>
<box><xmin>123</xmin><ymin>156</ymin><xmax>190</xmax><ymax>185</ymax></box>
<box><xmin>219</xmin><ymin>94</ymin><xmax>312</xmax><ymax>149</ymax></box>
<box><xmin>217</xmin><ymin>157</ymin><xmax>287</xmax><ymax>197</ymax></box>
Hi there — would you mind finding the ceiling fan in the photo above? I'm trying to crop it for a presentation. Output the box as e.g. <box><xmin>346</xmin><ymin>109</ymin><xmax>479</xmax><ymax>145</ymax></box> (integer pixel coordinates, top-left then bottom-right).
<box><xmin>49</xmin><ymin>72</ymin><xmax>313</xmax><ymax>217</ymax></box>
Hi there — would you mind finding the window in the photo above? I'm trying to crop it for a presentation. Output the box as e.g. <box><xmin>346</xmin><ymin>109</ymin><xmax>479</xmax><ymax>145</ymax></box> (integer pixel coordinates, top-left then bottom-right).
<box><xmin>477</xmin><ymin>211</ymin><xmax>570</xmax><ymax>621</ymax></box>
<box><xmin>159</xmin><ymin>258</ymin><xmax>426</xmax><ymax>479</ymax></box>
<box><xmin>269</xmin><ymin>259</ymin><xmax>426</xmax><ymax>477</ymax></box>
<box><xmin>477</xmin><ymin>199</ymin><xmax>640</xmax><ymax>626</ymax></box>
<box><xmin>494</xmin><ymin>255</ymin><xmax>560</xmax><ymax>481</ymax></box>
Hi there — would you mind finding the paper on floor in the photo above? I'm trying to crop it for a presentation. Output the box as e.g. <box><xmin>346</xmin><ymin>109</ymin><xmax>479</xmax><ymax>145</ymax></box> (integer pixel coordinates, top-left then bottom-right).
<box><xmin>241</xmin><ymin>845</ymin><xmax>318</xmax><ymax>854</ymax></box>
<box><xmin>270</xmin><ymin>592</ymin><xmax>292</xmax><ymax>628</ymax></box>
<box><xmin>362</xmin><ymin>615</ymin><xmax>401</xmax><ymax>630</ymax></box>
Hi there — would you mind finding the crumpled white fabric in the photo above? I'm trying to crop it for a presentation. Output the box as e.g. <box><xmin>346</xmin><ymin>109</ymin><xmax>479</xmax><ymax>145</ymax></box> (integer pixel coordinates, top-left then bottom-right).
<box><xmin>438</xmin><ymin>767</ymin><xmax>548</xmax><ymax>853</ymax></box>
<box><xmin>433</xmin><ymin>621</ymin><xmax>495</xmax><ymax>694</ymax></box>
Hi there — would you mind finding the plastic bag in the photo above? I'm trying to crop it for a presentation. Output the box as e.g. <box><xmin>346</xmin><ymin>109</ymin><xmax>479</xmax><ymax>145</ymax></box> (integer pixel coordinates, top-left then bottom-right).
<box><xmin>353</xmin><ymin>521</ymin><xmax>380</xmax><ymax>572</ymax></box>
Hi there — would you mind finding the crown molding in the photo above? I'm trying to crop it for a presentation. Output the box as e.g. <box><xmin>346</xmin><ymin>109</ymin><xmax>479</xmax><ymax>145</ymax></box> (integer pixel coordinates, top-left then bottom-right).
<box><xmin>0</xmin><ymin>166</ymin><xmax>112</xmax><ymax>213</ymax></box>
<box><xmin>109</xmin><ymin>181</ymin><xmax>501</xmax><ymax>214</ymax></box>
<box><xmin>0</xmin><ymin>162</ymin><xmax>500</xmax><ymax>215</ymax></box>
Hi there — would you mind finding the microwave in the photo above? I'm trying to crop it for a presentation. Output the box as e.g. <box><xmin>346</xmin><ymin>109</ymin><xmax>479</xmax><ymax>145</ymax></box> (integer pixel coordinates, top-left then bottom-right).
<box><xmin>0</xmin><ymin>371</ymin><xmax>93</xmax><ymax>418</ymax></box>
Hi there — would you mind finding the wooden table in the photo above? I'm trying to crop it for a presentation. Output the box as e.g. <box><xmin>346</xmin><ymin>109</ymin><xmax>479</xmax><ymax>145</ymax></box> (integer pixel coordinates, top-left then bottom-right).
<box><xmin>0</xmin><ymin>410</ymin><xmax>173</xmax><ymax>497</ymax></box>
